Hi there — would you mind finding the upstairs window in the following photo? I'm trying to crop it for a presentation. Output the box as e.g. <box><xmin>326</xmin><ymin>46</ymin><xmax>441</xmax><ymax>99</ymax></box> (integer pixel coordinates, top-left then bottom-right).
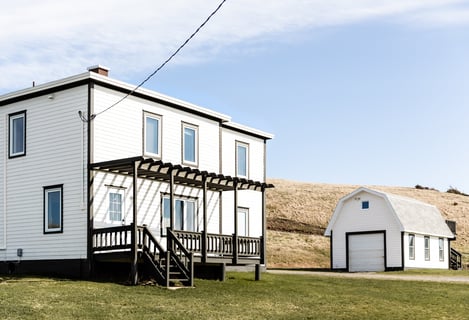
<box><xmin>424</xmin><ymin>236</ymin><xmax>430</xmax><ymax>261</ymax></box>
<box><xmin>408</xmin><ymin>234</ymin><xmax>415</xmax><ymax>260</ymax></box>
<box><xmin>182</xmin><ymin>123</ymin><xmax>198</xmax><ymax>166</ymax></box>
<box><xmin>236</xmin><ymin>141</ymin><xmax>249</xmax><ymax>178</ymax></box>
<box><xmin>44</xmin><ymin>185</ymin><xmax>63</xmax><ymax>234</ymax></box>
<box><xmin>144</xmin><ymin>112</ymin><xmax>161</xmax><ymax>157</ymax></box>
<box><xmin>9</xmin><ymin>111</ymin><xmax>26</xmax><ymax>158</ymax></box>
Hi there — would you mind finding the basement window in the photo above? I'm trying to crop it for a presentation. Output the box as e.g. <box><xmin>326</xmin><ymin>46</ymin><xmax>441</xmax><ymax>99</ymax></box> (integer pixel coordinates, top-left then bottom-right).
<box><xmin>361</xmin><ymin>201</ymin><xmax>369</xmax><ymax>210</ymax></box>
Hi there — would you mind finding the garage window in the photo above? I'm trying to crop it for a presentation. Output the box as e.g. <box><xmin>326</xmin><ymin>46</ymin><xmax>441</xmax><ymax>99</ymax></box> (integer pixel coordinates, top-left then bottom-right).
<box><xmin>361</xmin><ymin>201</ymin><xmax>369</xmax><ymax>209</ymax></box>
<box><xmin>439</xmin><ymin>238</ymin><xmax>444</xmax><ymax>261</ymax></box>
<box><xmin>424</xmin><ymin>236</ymin><xmax>430</xmax><ymax>261</ymax></box>
<box><xmin>408</xmin><ymin>234</ymin><xmax>415</xmax><ymax>260</ymax></box>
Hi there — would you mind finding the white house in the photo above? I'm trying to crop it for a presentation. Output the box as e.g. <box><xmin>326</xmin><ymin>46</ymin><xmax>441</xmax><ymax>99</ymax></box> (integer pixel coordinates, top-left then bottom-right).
<box><xmin>324</xmin><ymin>187</ymin><xmax>459</xmax><ymax>272</ymax></box>
<box><xmin>0</xmin><ymin>66</ymin><xmax>273</xmax><ymax>286</ymax></box>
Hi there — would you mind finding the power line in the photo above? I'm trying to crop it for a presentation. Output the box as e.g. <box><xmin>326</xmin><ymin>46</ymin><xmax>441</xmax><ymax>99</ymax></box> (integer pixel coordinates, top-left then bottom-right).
<box><xmin>92</xmin><ymin>0</ymin><xmax>228</xmax><ymax>120</ymax></box>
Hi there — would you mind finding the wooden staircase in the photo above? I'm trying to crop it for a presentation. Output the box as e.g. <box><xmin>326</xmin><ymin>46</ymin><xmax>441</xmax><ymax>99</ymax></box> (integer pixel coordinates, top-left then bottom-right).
<box><xmin>140</xmin><ymin>227</ymin><xmax>193</xmax><ymax>287</ymax></box>
<box><xmin>92</xmin><ymin>225</ymin><xmax>193</xmax><ymax>287</ymax></box>
<box><xmin>450</xmin><ymin>248</ymin><xmax>462</xmax><ymax>270</ymax></box>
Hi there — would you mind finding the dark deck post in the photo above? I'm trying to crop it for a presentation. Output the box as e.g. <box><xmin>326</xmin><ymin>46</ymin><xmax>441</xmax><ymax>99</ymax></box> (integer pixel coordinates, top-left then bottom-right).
<box><xmin>233</xmin><ymin>181</ymin><xmax>238</xmax><ymax>265</ymax></box>
<box><xmin>202</xmin><ymin>176</ymin><xmax>208</xmax><ymax>263</ymax></box>
<box><xmin>130</xmin><ymin>160</ymin><xmax>139</xmax><ymax>285</ymax></box>
<box><xmin>261</xmin><ymin>186</ymin><xmax>266</xmax><ymax>265</ymax></box>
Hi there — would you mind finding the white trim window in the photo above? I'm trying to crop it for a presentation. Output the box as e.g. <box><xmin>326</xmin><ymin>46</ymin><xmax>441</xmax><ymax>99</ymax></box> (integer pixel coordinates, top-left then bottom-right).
<box><xmin>408</xmin><ymin>234</ymin><xmax>415</xmax><ymax>260</ymax></box>
<box><xmin>144</xmin><ymin>112</ymin><xmax>161</xmax><ymax>157</ymax></box>
<box><xmin>182</xmin><ymin>123</ymin><xmax>198</xmax><ymax>166</ymax></box>
<box><xmin>44</xmin><ymin>185</ymin><xmax>63</xmax><ymax>234</ymax></box>
<box><xmin>162</xmin><ymin>196</ymin><xmax>197</xmax><ymax>235</ymax></box>
<box><xmin>236</xmin><ymin>141</ymin><xmax>249</xmax><ymax>178</ymax></box>
<box><xmin>439</xmin><ymin>238</ymin><xmax>444</xmax><ymax>261</ymax></box>
<box><xmin>108</xmin><ymin>188</ymin><xmax>124</xmax><ymax>223</ymax></box>
<box><xmin>237</xmin><ymin>207</ymin><xmax>249</xmax><ymax>237</ymax></box>
<box><xmin>424</xmin><ymin>236</ymin><xmax>430</xmax><ymax>261</ymax></box>
<box><xmin>9</xmin><ymin>111</ymin><xmax>26</xmax><ymax>158</ymax></box>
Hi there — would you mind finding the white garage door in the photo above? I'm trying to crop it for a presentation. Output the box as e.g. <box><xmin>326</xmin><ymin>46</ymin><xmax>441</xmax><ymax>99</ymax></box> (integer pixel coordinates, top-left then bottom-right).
<box><xmin>348</xmin><ymin>233</ymin><xmax>385</xmax><ymax>272</ymax></box>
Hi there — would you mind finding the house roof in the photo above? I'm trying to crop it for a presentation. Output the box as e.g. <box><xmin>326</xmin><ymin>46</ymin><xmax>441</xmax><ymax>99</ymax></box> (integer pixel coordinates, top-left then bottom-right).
<box><xmin>0</xmin><ymin>68</ymin><xmax>273</xmax><ymax>140</ymax></box>
<box><xmin>324</xmin><ymin>187</ymin><xmax>454</xmax><ymax>238</ymax></box>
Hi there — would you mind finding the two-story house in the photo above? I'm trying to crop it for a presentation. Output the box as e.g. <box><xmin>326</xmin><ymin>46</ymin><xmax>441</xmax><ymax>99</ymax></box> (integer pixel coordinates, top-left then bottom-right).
<box><xmin>0</xmin><ymin>66</ymin><xmax>273</xmax><ymax>286</ymax></box>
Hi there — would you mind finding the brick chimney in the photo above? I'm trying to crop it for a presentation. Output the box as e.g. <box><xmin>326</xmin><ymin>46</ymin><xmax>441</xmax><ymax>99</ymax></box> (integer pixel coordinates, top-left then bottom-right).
<box><xmin>87</xmin><ymin>65</ymin><xmax>109</xmax><ymax>76</ymax></box>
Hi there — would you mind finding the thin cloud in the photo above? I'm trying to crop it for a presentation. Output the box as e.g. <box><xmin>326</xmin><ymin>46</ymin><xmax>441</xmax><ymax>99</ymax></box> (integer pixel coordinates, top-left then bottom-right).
<box><xmin>0</xmin><ymin>0</ymin><xmax>466</xmax><ymax>93</ymax></box>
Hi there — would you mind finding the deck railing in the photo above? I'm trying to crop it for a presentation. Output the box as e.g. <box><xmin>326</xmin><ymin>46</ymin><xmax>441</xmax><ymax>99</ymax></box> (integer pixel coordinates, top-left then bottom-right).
<box><xmin>92</xmin><ymin>225</ymin><xmax>132</xmax><ymax>251</ymax></box>
<box><xmin>173</xmin><ymin>230</ymin><xmax>262</xmax><ymax>258</ymax></box>
<box><xmin>93</xmin><ymin>226</ymin><xmax>262</xmax><ymax>261</ymax></box>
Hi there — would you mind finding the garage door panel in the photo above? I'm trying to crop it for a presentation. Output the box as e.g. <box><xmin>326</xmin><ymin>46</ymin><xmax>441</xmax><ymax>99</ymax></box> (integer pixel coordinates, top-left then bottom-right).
<box><xmin>348</xmin><ymin>233</ymin><xmax>385</xmax><ymax>272</ymax></box>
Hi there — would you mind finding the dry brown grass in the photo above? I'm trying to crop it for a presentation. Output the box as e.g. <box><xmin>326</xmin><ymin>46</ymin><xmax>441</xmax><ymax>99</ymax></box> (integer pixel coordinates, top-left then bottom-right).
<box><xmin>266</xmin><ymin>179</ymin><xmax>469</xmax><ymax>268</ymax></box>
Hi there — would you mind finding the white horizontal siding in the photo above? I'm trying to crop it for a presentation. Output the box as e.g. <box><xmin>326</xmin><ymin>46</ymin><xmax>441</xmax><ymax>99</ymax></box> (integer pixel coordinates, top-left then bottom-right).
<box><xmin>1</xmin><ymin>86</ymin><xmax>88</xmax><ymax>261</ymax></box>
<box><xmin>331</xmin><ymin>192</ymin><xmax>402</xmax><ymax>269</ymax></box>
<box><xmin>93</xmin><ymin>172</ymin><xmax>221</xmax><ymax>240</ymax></box>
<box><xmin>221</xmin><ymin>127</ymin><xmax>265</xmax><ymax>182</ymax></box>
<box><xmin>403</xmin><ymin>233</ymin><xmax>448</xmax><ymax>269</ymax></box>
<box><xmin>221</xmin><ymin>190</ymin><xmax>262</xmax><ymax>237</ymax></box>
<box><xmin>92</xmin><ymin>86</ymin><xmax>220</xmax><ymax>173</ymax></box>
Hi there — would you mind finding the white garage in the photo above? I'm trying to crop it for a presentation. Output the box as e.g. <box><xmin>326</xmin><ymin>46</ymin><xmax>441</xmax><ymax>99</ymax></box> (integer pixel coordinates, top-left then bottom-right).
<box><xmin>348</xmin><ymin>232</ymin><xmax>385</xmax><ymax>272</ymax></box>
<box><xmin>324</xmin><ymin>187</ymin><xmax>456</xmax><ymax>272</ymax></box>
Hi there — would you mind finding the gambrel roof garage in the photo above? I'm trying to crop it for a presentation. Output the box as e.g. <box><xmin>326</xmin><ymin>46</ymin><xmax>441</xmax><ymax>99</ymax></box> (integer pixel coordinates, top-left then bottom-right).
<box><xmin>324</xmin><ymin>187</ymin><xmax>457</xmax><ymax>272</ymax></box>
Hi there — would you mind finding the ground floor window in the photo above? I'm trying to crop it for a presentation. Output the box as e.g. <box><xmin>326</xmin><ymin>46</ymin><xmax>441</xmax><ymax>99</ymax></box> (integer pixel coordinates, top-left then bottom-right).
<box><xmin>237</xmin><ymin>207</ymin><xmax>249</xmax><ymax>237</ymax></box>
<box><xmin>439</xmin><ymin>238</ymin><xmax>444</xmax><ymax>261</ymax></box>
<box><xmin>162</xmin><ymin>196</ymin><xmax>197</xmax><ymax>235</ymax></box>
<box><xmin>108</xmin><ymin>188</ymin><xmax>124</xmax><ymax>223</ymax></box>
<box><xmin>424</xmin><ymin>236</ymin><xmax>430</xmax><ymax>261</ymax></box>
<box><xmin>44</xmin><ymin>185</ymin><xmax>63</xmax><ymax>233</ymax></box>
<box><xmin>408</xmin><ymin>234</ymin><xmax>415</xmax><ymax>260</ymax></box>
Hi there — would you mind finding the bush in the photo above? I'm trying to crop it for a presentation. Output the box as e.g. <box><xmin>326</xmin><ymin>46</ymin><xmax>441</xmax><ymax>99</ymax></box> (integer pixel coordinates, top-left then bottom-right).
<box><xmin>447</xmin><ymin>187</ymin><xmax>469</xmax><ymax>197</ymax></box>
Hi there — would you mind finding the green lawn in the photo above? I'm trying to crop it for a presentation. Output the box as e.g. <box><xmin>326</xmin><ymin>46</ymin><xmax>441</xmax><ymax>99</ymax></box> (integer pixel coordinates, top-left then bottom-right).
<box><xmin>1</xmin><ymin>272</ymin><xmax>468</xmax><ymax>319</ymax></box>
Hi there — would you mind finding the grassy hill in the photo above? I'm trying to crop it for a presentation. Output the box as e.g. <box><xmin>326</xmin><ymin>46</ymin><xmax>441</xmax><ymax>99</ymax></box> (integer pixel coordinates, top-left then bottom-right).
<box><xmin>266</xmin><ymin>178</ymin><xmax>469</xmax><ymax>268</ymax></box>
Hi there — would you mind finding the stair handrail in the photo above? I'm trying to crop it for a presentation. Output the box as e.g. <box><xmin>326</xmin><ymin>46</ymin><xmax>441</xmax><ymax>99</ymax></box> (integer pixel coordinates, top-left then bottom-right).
<box><xmin>167</xmin><ymin>228</ymin><xmax>194</xmax><ymax>286</ymax></box>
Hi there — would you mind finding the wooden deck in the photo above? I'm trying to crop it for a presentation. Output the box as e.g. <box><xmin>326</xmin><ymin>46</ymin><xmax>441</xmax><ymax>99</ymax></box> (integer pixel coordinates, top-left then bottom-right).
<box><xmin>91</xmin><ymin>225</ymin><xmax>263</xmax><ymax>286</ymax></box>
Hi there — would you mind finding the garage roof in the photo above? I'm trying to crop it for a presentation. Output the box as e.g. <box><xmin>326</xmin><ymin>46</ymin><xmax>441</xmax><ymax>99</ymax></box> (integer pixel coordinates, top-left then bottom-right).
<box><xmin>325</xmin><ymin>187</ymin><xmax>454</xmax><ymax>238</ymax></box>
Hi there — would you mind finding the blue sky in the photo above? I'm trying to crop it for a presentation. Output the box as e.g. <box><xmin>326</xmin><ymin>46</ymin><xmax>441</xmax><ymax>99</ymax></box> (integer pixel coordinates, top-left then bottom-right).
<box><xmin>2</xmin><ymin>0</ymin><xmax>469</xmax><ymax>192</ymax></box>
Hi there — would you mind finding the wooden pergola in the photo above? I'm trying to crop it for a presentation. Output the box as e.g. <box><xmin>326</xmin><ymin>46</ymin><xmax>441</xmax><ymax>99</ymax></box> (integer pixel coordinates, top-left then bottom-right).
<box><xmin>90</xmin><ymin>156</ymin><xmax>273</xmax><ymax>284</ymax></box>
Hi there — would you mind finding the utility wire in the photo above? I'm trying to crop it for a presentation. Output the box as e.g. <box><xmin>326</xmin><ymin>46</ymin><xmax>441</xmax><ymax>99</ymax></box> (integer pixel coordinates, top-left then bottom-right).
<box><xmin>91</xmin><ymin>0</ymin><xmax>228</xmax><ymax>120</ymax></box>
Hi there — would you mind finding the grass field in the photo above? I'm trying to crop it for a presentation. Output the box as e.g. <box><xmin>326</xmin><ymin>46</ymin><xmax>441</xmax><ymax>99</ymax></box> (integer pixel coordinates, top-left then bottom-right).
<box><xmin>1</xmin><ymin>272</ymin><xmax>469</xmax><ymax>320</ymax></box>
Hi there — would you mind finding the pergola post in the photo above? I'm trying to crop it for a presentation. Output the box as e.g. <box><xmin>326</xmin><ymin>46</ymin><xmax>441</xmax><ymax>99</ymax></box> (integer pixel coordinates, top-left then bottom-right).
<box><xmin>233</xmin><ymin>180</ymin><xmax>238</xmax><ymax>265</ymax></box>
<box><xmin>169</xmin><ymin>169</ymin><xmax>175</xmax><ymax>231</ymax></box>
<box><xmin>130</xmin><ymin>160</ymin><xmax>139</xmax><ymax>285</ymax></box>
<box><xmin>202</xmin><ymin>176</ymin><xmax>208</xmax><ymax>264</ymax></box>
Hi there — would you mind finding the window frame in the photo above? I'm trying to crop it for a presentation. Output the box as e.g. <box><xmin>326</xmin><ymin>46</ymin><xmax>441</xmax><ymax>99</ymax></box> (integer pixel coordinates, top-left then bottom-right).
<box><xmin>361</xmin><ymin>201</ymin><xmax>369</xmax><ymax>210</ymax></box>
<box><xmin>108</xmin><ymin>187</ymin><xmax>125</xmax><ymax>224</ymax></box>
<box><xmin>143</xmin><ymin>111</ymin><xmax>162</xmax><ymax>158</ymax></box>
<box><xmin>237</xmin><ymin>207</ymin><xmax>249</xmax><ymax>237</ymax></box>
<box><xmin>424</xmin><ymin>236</ymin><xmax>430</xmax><ymax>261</ymax></box>
<box><xmin>161</xmin><ymin>195</ymin><xmax>198</xmax><ymax>236</ymax></box>
<box><xmin>236</xmin><ymin>141</ymin><xmax>249</xmax><ymax>178</ymax></box>
<box><xmin>439</xmin><ymin>238</ymin><xmax>444</xmax><ymax>261</ymax></box>
<box><xmin>181</xmin><ymin>122</ymin><xmax>198</xmax><ymax>167</ymax></box>
<box><xmin>408</xmin><ymin>234</ymin><xmax>415</xmax><ymax>260</ymax></box>
<box><xmin>43</xmin><ymin>185</ymin><xmax>63</xmax><ymax>234</ymax></box>
<box><xmin>9</xmin><ymin>110</ymin><xmax>26</xmax><ymax>158</ymax></box>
